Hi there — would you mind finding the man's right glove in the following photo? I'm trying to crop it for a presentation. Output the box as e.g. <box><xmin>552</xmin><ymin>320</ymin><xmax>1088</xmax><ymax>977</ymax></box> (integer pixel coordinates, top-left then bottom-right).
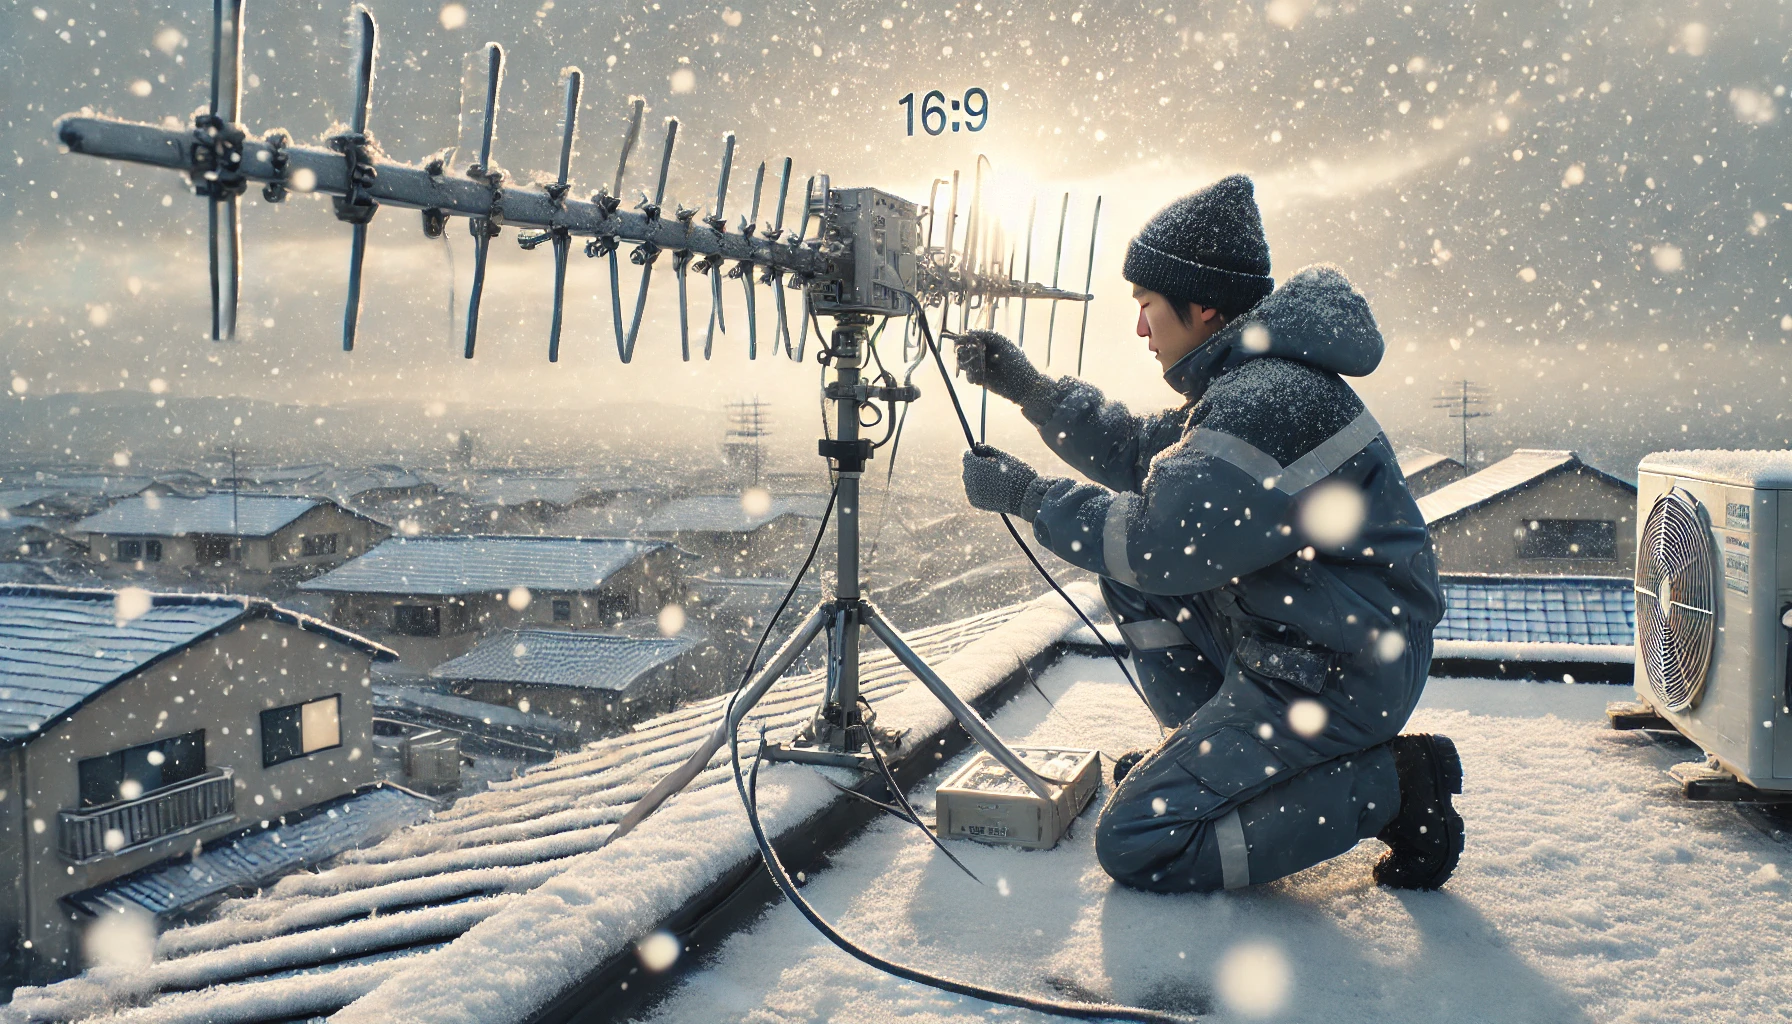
<box><xmin>961</xmin><ymin>443</ymin><xmax>1052</xmax><ymax>521</ymax></box>
<box><xmin>953</xmin><ymin>330</ymin><xmax>1057</xmax><ymax>411</ymax></box>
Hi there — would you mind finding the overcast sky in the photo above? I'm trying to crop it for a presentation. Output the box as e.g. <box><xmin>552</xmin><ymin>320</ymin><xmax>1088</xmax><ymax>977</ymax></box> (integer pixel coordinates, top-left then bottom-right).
<box><xmin>3</xmin><ymin>0</ymin><xmax>1789</xmax><ymax>473</ymax></box>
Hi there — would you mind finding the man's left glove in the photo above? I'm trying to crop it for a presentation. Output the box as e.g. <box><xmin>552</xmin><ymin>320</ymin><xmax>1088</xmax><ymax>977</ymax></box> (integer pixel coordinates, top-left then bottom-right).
<box><xmin>961</xmin><ymin>444</ymin><xmax>1051</xmax><ymax>521</ymax></box>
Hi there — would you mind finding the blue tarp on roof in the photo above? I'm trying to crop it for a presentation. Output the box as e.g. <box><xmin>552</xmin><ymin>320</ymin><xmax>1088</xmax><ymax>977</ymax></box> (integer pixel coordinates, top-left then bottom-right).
<box><xmin>64</xmin><ymin>785</ymin><xmax>436</xmax><ymax>919</ymax></box>
<box><xmin>75</xmin><ymin>493</ymin><xmax>324</xmax><ymax>538</ymax></box>
<box><xmin>0</xmin><ymin>586</ymin><xmax>395</xmax><ymax>745</ymax></box>
<box><xmin>299</xmin><ymin>535</ymin><xmax>665</xmax><ymax>596</ymax></box>
<box><xmin>429</xmin><ymin>628</ymin><xmax>703</xmax><ymax>691</ymax></box>
<box><xmin>1436</xmin><ymin>575</ymin><xmax>1635</xmax><ymax>645</ymax></box>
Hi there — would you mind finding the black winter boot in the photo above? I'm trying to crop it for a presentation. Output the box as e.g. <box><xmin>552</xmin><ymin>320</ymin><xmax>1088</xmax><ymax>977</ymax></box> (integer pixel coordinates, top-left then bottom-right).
<box><xmin>1111</xmin><ymin>749</ymin><xmax>1149</xmax><ymax>785</ymax></box>
<box><xmin>1373</xmin><ymin>734</ymin><xmax>1465</xmax><ymax>890</ymax></box>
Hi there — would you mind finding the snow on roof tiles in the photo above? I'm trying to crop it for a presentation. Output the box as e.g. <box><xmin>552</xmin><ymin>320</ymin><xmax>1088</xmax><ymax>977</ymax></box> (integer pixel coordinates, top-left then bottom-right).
<box><xmin>3</xmin><ymin>593</ymin><xmax>1090</xmax><ymax>1023</ymax></box>
<box><xmin>641</xmin><ymin>494</ymin><xmax>827</xmax><ymax>534</ymax></box>
<box><xmin>0</xmin><ymin>585</ymin><xmax>395</xmax><ymax>746</ymax></box>
<box><xmin>75</xmin><ymin>493</ymin><xmax>326</xmax><ymax>538</ymax></box>
<box><xmin>1435</xmin><ymin>574</ymin><xmax>1635</xmax><ymax>646</ymax></box>
<box><xmin>298</xmin><ymin>535</ymin><xmax>667</xmax><ymax>596</ymax></box>
<box><xmin>429</xmin><ymin>628</ymin><xmax>705</xmax><ymax>691</ymax></box>
<box><xmin>0</xmin><ymin>488</ymin><xmax>64</xmax><ymax>511</ymax></box>
<box><xmin>1415</xmin><ymin>449</ymin><xmax>1633</xmax><ymax>524</ymax></box>
<box><xmin>1638</xmin><ymin>449</ymin><xmax>1792</xmax><ymax>489</ymax></box>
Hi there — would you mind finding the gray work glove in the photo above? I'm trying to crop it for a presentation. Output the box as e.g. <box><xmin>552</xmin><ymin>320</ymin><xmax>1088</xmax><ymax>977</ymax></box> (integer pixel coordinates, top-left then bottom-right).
<box><xmin>962</xmin><ymin>444</ymin><xmax>1051</xmax><ymax>521</ymax></box>
<box><xmin>954</xmin><ymin>330</ymin><xmax>1057</xmax><ymax>410</ymax></box>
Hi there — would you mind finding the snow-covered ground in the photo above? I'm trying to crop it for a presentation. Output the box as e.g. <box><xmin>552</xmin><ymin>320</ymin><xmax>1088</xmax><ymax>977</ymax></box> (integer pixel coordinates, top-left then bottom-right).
<box><xmin>637</xmin><ymin>660</ymin><xmax>1792</xmax><ymax>1024</ymax></box>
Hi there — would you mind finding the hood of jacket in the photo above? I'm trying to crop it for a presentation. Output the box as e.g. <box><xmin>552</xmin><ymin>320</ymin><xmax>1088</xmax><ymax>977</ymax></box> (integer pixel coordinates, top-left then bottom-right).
<box><xmin>1163</xmin><ymin>264</ymin><xmax>1384</xmax><ymax>399</ymax></box>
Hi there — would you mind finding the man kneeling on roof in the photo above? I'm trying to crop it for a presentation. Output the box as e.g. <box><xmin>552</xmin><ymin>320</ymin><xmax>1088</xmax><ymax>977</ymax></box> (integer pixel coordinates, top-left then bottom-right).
<box><xmin>955</xmin><ymin>175</ymin><xmax>1463</xmax><ymax>892</ymax></box>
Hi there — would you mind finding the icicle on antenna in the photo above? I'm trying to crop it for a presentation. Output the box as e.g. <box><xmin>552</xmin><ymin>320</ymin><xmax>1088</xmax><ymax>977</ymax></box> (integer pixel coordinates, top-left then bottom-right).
<box><xmin>1074</xmin><ymin>195</ymin><xmax>1102</xmax><ymax>376</ymax></box>
<box><xmin>334</xmin><ymin>6</ymin><xmax>379</xmax><ymax>352</ymax></box>
<box><xmin>699</xmin><ymin>131</ymin><xmax>735</xmax><ymax>359</ymax></box>
<box><xmin>462</xmin><ymin>41</ymin><xmax>504</xmax><ymax>359</ymax></box>
<box><xmin>1044</xmin><ymin>192</ymin><xmax>1070</xmax><ymax>365</ymax></box>
<box><xmin>201</xmin><ymin>0</ymin><xmax>246</xmax><ymax>342</ymax></box>
<box><xmin>514</xmin><ymin>67</ymin><xmax>582</xmax><ymax>362</ymax></box>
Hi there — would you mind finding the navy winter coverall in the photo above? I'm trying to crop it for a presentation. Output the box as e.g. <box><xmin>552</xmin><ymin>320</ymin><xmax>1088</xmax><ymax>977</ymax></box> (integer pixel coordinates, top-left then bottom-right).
<box><xmin>1019</xmin><ymin>266</ymin><xmax>1443</xmax><ymax>892</ymax></box>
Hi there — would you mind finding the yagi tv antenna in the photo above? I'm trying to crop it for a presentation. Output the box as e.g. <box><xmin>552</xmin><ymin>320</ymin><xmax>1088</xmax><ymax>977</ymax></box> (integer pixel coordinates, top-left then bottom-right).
<box><xmin>52</xmin><ymin>0</ymin><xmax>1106</xmax><ymax>835</ymax></box>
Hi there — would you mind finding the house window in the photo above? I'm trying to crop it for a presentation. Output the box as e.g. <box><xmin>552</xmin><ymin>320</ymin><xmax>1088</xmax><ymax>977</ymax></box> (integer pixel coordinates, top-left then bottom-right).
<box><xmin>1517</xmin><ymin>519</ymin><xmax>1618</xmax><ymax>560</ymax></box>
<box><xmin>552</xmin><ymin>599</ymin><xmax>572</xmax><ymax>622</ymax></box>
<box><xmin>261</xmin><ymin>695</ymin><xmax>343</xmax><ymax>767</ymax></box>
<box><xmin>194</xmin><ymin>535</ymin><xmax>233</xmax><ymax>563</ymax></box>
<box><xmin>300</xmin><ymin>533</ymin><xmax>339</xmax><ymax>556</ymax></box>
<box><xmin>393</xmin><ymin>603</ymin><xmax>442</xmax><ymax>636</ymax></box>
<box><xmin>595</xmin><ymin>593</ymin><xmax>632</xmax><ymax>622</ymax></box>
<box><xmin>116</xmin><ymin>539</ymin><xmax>141</xmax><ymax>561</ymax></box>
<box><xmin>77</xmin><ymin>730</ymin><xmax>206</xmax><ymax>808</ymax></box>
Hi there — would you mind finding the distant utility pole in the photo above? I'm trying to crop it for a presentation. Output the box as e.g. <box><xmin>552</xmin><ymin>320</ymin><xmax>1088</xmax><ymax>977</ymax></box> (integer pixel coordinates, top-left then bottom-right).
<box><xmin>724</xmin><ymin>397</ymin><xmax>771</xmax><ymax>488</ymax></box>
<box><xmin>1433</xmin><ymin>380</ymin><xmax>1493</xmax><ymax>472</ymax></box>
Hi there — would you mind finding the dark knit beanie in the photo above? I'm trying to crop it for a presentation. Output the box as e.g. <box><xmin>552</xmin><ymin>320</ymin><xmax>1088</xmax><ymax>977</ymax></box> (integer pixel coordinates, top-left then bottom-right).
<box><xmin>1122</xmin><ymin>174</ymin><xmax>1274</xmax><ymax>317</ymax></box>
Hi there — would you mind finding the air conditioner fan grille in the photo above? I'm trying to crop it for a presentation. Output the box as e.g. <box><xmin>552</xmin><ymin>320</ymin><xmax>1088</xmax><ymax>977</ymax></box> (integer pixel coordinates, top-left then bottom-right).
<box><xmin>1634</xmin><ymin>487</ymin><xmax>1717</xmax><ymax>713</ymax></box>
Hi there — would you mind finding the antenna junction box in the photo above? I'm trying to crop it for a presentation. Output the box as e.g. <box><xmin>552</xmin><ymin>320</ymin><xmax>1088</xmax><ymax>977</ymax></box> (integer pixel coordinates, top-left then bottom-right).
<box><xmin>810</xmin><ymin>186</ymin><xmax>921</xmax><ymax>318</ymax></box>
<box><xmin>935</xmin><ymin>746</ymin><xmax>1102</xmax><ymax>850</ymax></box>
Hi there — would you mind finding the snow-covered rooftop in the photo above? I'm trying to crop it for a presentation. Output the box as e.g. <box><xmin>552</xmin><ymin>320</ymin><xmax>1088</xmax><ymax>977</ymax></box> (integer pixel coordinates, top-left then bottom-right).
<box><xmin>641</xmin><ymin>494</ymin><xmax>827</xmax><ymax>534</ymax></box>
<box><xmin>75</xmin><ymin>493</ymin><xmax>328</xmax><ymax>538</ymax></box>
<box><xmin>298</xmin><ymin>536</ymin><xmax>667</xmax><ymax>596</ymax></box>
<box><xmin>633</xmin><ymin>661</ymin><xmax>1792</xmax><ymax>1024</ymax></box>
<box><xmin>428</xmin><ymin>628</ymin><xmax>705</xmax><ymax>692</ymax></box>
<box><xmin>4</xmin><ymin>594</ymin><xmax>1080</xmax><ymax>1024</ymax></box>
<box><xmin>1396</xmin><ymin>447</ymin><xmax>1459</xmax><ymax>478</ymax></box>
<box><xmin>0</xmin><ymin>585</ymin><xmax>394</xmax><ymax>746</ymax></box>
<box><xmin>1415</xmin><ymin>449</ymin><xmax>1634</xmax><ymax>525</ymax></box>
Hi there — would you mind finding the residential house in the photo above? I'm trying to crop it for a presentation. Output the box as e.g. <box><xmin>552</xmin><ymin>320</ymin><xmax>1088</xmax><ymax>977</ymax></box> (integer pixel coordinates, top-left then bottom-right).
<box><xmin>426</xmin><ymin>626</ymin><xmax>720</xmax><ymax>739</ymax></box>
<box><xmin>1396</xmin><ymin>448</ymin><xmax>1468</xmax><ymax>496</ymax></box>
<box><xmin>1417</xmin><ymin>449</ymin><xmax>1638</xmax><ymax>576</ymax></box>
<box><xmin>298</xmin><ymin>535</ymin><xmax>686</xmax><ymax>667</ymax></box>
<box><xmin>0</xmin><ymin>585</ymin><xmax>394</xmax><ymax>986</ymax></box>
<box><xmin>640</xmin><ymin>493</ymin><xmax>827</xmax><ymax>576</ymax></box>
<box><xmin>74</xmin><ymin>494</ymin><xmax>389</xmax><ymax>579</ymax></box>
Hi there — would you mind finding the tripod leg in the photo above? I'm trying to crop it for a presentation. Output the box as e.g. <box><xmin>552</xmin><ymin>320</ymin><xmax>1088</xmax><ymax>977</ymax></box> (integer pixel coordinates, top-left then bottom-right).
<box><xmin>603</xmin><ymin>603</ymin><xmax>830</xmax><ymax>846</ymax></box>
<box><xmin>861</xmin><ymin>602</ymin><xmax>1056</xmax><ymax>802</ymax></box>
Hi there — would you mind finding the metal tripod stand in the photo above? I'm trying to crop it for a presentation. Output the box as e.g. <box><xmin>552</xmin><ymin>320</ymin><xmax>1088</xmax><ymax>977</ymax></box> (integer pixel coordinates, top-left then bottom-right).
<box><xmin>605</xmin><ymin>313</ymin><xmax>1055</xmax><ymax>847</ymax></box>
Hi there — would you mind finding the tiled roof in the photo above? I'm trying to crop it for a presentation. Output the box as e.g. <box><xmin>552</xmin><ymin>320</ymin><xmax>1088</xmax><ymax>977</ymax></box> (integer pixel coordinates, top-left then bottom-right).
<box><xmin>65</xmin><ymin>785</ymin><xmax>436</xmax><ymax>919</ymax></box>
<box><xmin>299</xmin><ymin>536</ymin><xmax>666</xmax><ymax>596</ymax></box>
<box><xmin>1435</xmin><ymin>574</ymin><xmax>1635</xmax><ymax>645</ymax></box>
<box><xmin>429</xmin><ymin>628</ymin><xmax>704</xmax><ymax>691</ymax></box>
<box><xmin>1416</xmin><ymin>449</ymin><xmax>1634</xmax><ymax>524</ymax></box>
<box><xmin>0</xmin><ymin>488</ymin><xmax>63</xmax><ymax>511</ymax></box>
<box><xmin>0</xmin><ymin>585</ymin><xmax>395</xmax><ymax>746</ymax></box>
<box><xmin>75</xmin><ymin>493</ymin><xmax>326</xmax><ymax>538</ymax></box>
<box><xmin>642</xmin><ymin>494</ymin><xmax>827</xmax><ymax>533</ymax></box>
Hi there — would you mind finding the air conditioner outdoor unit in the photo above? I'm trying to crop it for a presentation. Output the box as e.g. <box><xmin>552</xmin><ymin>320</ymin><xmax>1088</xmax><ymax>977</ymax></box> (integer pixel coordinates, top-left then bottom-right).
<box><xmin>1630</xmin><ymin>451</ymin><xmax>1792</xmax><ymax>792</ymax></box>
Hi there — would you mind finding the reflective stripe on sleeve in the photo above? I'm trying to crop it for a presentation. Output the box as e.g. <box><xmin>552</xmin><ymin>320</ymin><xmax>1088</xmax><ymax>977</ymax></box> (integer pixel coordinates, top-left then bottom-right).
<box><xmin>1216</xmin><ymin>808</ymin><xmax>1251</xmax><ymax>889</ymax></box>
<box><xmin>1117</xmin><ymin>618</ymin><xmax>1191</xmax><ymax>651</ymax></box>
<box><xmin>1102</xmin><ymin>492</ymin><xmax>1140</xmax><ymax>587</ymax></box>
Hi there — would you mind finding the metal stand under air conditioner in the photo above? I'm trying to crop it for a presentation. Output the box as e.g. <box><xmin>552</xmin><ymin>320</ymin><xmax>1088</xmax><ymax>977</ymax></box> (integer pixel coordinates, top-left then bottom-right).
<box><xmin>605</xmin><ymin>314</ymin><xmax>1057</xmax><ymax>846</ymax></box>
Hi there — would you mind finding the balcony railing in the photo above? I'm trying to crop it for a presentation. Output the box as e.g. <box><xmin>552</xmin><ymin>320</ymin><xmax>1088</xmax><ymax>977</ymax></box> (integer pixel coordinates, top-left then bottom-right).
<box><xmin>58</xmin><ymin>767</ymin><xmax>237</xmax><ymax>864</ymax></box>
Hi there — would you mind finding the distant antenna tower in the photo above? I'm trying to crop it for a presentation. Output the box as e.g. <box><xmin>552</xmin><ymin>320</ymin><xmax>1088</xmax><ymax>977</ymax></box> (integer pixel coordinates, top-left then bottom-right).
<box><xmin>724</xmin><ymin>396</ymin><xmax>771</xmax><ymax>487</ymax></box>
<box><xmin>1433</xmin><ymin>380</ymin><xmax>1493</xmax><ymax>472</ymax></box>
